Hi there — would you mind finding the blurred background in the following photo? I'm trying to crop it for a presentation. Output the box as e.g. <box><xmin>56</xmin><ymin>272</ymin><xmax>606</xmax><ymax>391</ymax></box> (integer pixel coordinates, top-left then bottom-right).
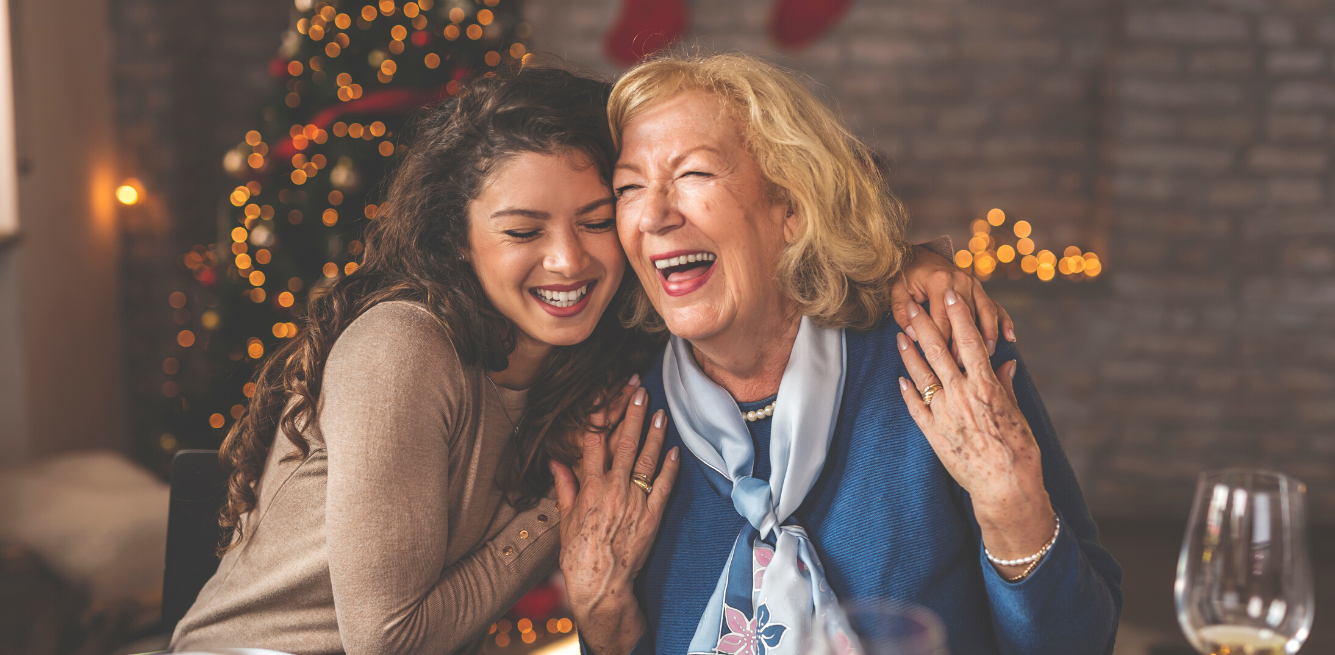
<box><xmin>0</xmin><ymin>0</ymin><xmax>1331</xmax><ymax>652</ymax></box>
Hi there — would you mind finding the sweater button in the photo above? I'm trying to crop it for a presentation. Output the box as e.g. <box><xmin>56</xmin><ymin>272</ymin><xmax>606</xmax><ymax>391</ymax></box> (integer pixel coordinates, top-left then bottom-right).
<box><xmin>502</xmin><ymin>546</ymin><xmax>515</xmax><ymax>556</ymax></box>
<box><xmin>536</xmin><ymin>514</ymin><xmax>548</xmax><ymax>524</ymax></box>
<box><xmin>519</xmin><ymin>530</ymin><xmax>529</xmax><ymax>540</ymax></box>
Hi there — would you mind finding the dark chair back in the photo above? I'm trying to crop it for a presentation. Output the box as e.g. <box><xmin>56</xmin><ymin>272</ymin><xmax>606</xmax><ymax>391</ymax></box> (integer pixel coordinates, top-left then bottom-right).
<box><xmin>161</xmin><ymin>450</ymin><xmax>229</xmax><ymax>633</ymax></box>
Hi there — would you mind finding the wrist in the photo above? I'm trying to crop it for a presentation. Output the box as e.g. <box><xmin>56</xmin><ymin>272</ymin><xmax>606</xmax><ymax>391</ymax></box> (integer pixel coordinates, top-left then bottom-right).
<box><xmin>575</xmin><ymin>591</ymin><xmax>645</xmax><ymax>655</ymax></box>
<box><xmin>974</xmin><ymin>491</ymin><xmax>1055</xmax><ymax>560</ymax></box>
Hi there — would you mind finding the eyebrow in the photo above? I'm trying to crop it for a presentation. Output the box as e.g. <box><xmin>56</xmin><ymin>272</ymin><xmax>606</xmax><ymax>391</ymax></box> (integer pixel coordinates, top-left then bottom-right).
<box><xmin>489</xmin><ymin>196</ymin><xmax>615</xmax><ymax>220</ymax></box>
<box><xmin>614</xmin><ymin>145</ymin><xmax>722</xmax><ymax>173</ymax></box>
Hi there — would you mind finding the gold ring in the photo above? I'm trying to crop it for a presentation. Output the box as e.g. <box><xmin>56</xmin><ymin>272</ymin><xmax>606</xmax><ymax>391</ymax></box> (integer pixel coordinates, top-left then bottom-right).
<box><xmin>631</xmin><ymin>476</ymin><xmax>653</xmax><ymax>494</ymax></box>
<box><xmin>921</xmin><ymin>383</ymin><xmax>944</xmax><ymax>406</ymax></box>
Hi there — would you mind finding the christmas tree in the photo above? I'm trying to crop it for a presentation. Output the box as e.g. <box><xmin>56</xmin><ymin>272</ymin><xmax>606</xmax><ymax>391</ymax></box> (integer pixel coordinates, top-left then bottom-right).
<box><xmin>164</xmin><ymin>0</ymin><xmax>528</xmax><ymax>450</ymax></box>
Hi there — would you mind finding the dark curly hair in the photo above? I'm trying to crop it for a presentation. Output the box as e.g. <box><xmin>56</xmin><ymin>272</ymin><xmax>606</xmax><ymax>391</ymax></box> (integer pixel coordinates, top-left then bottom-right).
<box><xmin>217</xmin><ymin>67</ymin><xmax>662</xmax><ymax>548</ymax></box>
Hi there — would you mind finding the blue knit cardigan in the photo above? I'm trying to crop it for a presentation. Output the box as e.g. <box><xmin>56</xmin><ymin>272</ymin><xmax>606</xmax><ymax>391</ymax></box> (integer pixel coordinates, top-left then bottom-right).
<box><xmin>618</xmin><ymin>320</ymin><xmax>1122</xmax><ymax>655</ymax></box>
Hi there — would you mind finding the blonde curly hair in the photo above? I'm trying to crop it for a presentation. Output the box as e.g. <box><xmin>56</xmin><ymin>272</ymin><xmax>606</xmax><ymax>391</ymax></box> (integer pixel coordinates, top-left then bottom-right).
<box><xmin>609</xmin><ymin>52</ymin><xmax>911</xmax><ymax>332</ymax></box>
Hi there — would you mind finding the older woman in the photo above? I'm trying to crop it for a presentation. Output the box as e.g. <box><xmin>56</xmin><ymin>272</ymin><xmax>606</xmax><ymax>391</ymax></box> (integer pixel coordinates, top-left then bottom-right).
<box><xmin>551</xmin><ymin>54</ymin><xmax>1121</xmax><ymax>655</ymax></box>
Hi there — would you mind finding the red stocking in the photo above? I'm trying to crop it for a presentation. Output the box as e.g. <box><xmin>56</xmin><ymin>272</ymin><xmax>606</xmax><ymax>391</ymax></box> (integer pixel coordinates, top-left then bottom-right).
<box><xmin>768</xmin><ymin>0</ymin><xmax>854</xmax><ymax>52</ymax></box>
<box><xmin>603</xmin><ymin>0</ymin><xmax>689</xmax><ymax>67</ymax></box>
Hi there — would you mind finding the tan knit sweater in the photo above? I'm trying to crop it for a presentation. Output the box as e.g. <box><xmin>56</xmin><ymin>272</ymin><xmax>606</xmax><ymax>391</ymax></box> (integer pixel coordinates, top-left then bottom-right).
<box><xmin>171</xmin><ymin>301</ymin><xmax>561</xmax><ymax>655</ymax></box>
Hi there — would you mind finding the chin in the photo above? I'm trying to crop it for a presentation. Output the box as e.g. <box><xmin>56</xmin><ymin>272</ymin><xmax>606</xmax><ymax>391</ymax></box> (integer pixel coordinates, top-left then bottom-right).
<box><xmin>658</xmin><ymin>303</ymin><xmax>730</xmax><ymax>343</ymax></box>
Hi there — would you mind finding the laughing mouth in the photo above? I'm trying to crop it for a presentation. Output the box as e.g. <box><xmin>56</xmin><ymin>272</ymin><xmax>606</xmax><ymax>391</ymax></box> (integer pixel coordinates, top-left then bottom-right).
<box><xmin>531</xmin><ymin>282</ymin><xmax>591</xmax><ymax>308</ymax></box>
<box><xmin>653</xmin><ymin>252</ymin><xmax>717</xmax><ymax>282</ymax></box>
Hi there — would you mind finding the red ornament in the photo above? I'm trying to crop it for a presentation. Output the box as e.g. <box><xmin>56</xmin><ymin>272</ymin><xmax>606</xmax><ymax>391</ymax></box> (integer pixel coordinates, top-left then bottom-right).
<box><xmin>603</xmin><ymin>0</ymin><xmax>689</xmax><ymax>67</ymax></box>
<box><xmin>411</xmin><ymin>29</ymin><xmax>430</xmax><ymax>47</ymax></box>
<box><xmin>768</xmin><ymin>0</ymin><xmax>854</xmax><ymax>52</ymax></box>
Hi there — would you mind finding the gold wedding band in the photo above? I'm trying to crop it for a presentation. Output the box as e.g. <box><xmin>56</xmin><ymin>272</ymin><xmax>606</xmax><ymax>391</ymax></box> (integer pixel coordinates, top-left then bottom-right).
<box><xmin>631</xmin><ymin>474</ymin><xmax>653</xmax><ymax>494</ymax></box>
<box><xmin>921</xmin><ymin>383</ymin><xmax>944</xmax><ymax>406</ymax></box>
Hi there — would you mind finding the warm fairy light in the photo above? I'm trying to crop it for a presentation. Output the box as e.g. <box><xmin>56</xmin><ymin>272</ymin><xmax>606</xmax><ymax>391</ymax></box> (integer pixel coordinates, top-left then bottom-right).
<box><xmin>163</xmin><ymin>357</ymin><xmax>180</xmax><ymax>374</ymax></box>
<box><xmin>232</xmin><ymin>242</ymin><xmax>247</xmax><ymax>255</ymax></box>
<box><xmin>389</xmin><ymin>40</ymin><xmax>405</xmax><ymax>54</ymax></box>
<box><xmin>444</xmin><ymin>25</ymin><xmax>460</xmax><ymax>39</ymax></box>
<box><xmin>1021</xmin><ymin>255</ymin><xmax>1038</xmax><ymax>273</ymax></box>
<box><xmin>477</xmin><ymin>9</ymin><xmax>494</xmax><ymax>25</ymax></box>
<box><xmin>209</xmin><ymin>413</ymin><xmax>225</xmax><ymax>429</ymax></box>
<box><xmin>970</xmin><ymin>219</ymin><xmax>990</xmax><ymax>234</ymax></box>
<box><xmin>248</xmin><ymin>153</ymin><xmax>264</xmax><ymax>168</ymax></box>
<box><xmin>518</xmin><ymin>619</ymin><xmax>532</xmax><ymax>633</ymax></box>
<box><xmin>251</xmin><ymin>288</ymin><xmax>267</xmax><ymax>303</ymax></box>
<box><xmin>557</xmin><ymin>618</ymin><xmax>573</xmax><ymax>633</ymax></box>
<box><xmin>1037</xmin><ymin>263</ymin><xmax>1055</xmax><ymax>281</ymax></box>
<box><xmin>348</xmin><ymin>123</ymin><xmax>365</xmax><ymax>138</ymax></box>
<box><xmin>380</xmin><ymin>59</ymin><xmax>398</xmax><ymax>75</ymax></box>
<box><xmin>249</xmin><ymin>271</ymin><xmax>266</xmax><ymax>286</ymax></box>
<box><xmin>325</xmin><ymin>42</ymin><xmax>342</xmax><ymax>57</ymax></box>
<box><xmin>235</xmin><ymin>253</ymin><xmax>253</xmax><ymax>269</ymax></box>
<box><xmin>449</xmin><ymin>7</ymin><xmax>465</xmax><ymax>22</ymax></box>
<box><xmin>987</xmin><ymin>208</ymin><xmax>1005</xmax><ymax>226</ymax></box>
<box><xmin>1013</xmin><ymin>220</ymin><xmax>1031</xmax><ymax>238</ymax></box>
<box><xmin>974</xmin><ymin>252</ymin><xmax>996</xmax><ymax>276</ymax></box>
<box><xmin>547</xmin><ymin>619</ymin><xmax>559</xmax><ymax>633</ymax></box>
<box><xmin>467</xmin><ymin>24</ymin><xmax>483</xmax><ymax>39</ymax></box>
<box><xmin>364</xmin><ymin>204</ymin><xmax>379</xmax><ymax>219</ymax></box>
<box><xmin>335</xmin><ymin>13</ymin><xmax>351</xmax><ymax>29</ymax></box>
<box><xmin>255</xmin><ymin>249</ymin><xmax>271</xmax><ymax>264</ymax></box>
<box><xmin>361</xmin><ymin>5</ymin><xmax>377</xmax><ymax>21</ymax></box>
<box><xmin>288</xmin><ymin>277</ymin><xmax>304</xmax><ymax>292</ymax></box>
<box><xmin>954</xmin><ymin>250</ymin><xmax>973</xmax><ymax>268</ymax></box>
<box><xmin>279</xmin><ymin>291</ymin><xmax>295</xmax><ymax>307</ymax></box>
<box><xmin>510</xmin><ymin>43</ymin><xmax>526</xmax><ymax>58</ymax></box>
<box><xmin>968</xmin><ymin>235</ymin><xmax>988</xmax><ymax>253</ymax></box>
<box><xmin>333</xmin><ymin>121</ymin><xmax>348</xmax><ymax>136</ymax></box>
<box><xmin>369</xmin><ymin>121</ymin><xmax>386</xmax><ymax>137</ymax></box>
<box><xmin>273</xmin><ymin>322</ymin><xmax>289</xmax><ymax>338</ymax></box>
<box><xmin>288</xmin><ymin>210</ymin><xmax>303</xmax><ymax>224</ymax></box>
<box><xmin>404</xmin><ymin>2</ymin><xmax>420</xmax><ymax>17</ymax></box>
<box><xmin>323</xmin><ymin>208</ymin><xmax>338</xmax><ymax>225</ymax></box>
<box><xmin>312</xmin><ymin>154</ymin><xmax>327</xmax><ymax>168</ymax></box>
<box><xmin>485</xmin><ymin>51</ymin><xmax>501</xmax><ymax>66</ymax></box>
<box><xmin>116</xmin><ymin>181</ymin><xmax>141</xmax><ymax>205</ymax></box>
<box><xmin>1017</xmin><ymin>237</ymin><xmax>1034</xmax><ymax>255</ymax></box>
<box><xmin>323</xmin><ymin>262</ymin><xmax>338</xmax><ymax>277</ymax></box>
<box><xmin>169</xmin><ymin>291</ymin><xmax>187</xmax><ymax>308</ymax></box>
<box><xmin>244</xmin><ymin>203</ymin><xmax>261</xmax><ymax>218</ymax></box>
<box><xmin>425</xmin><ymin>53</ymin><xmax>441</xmax><ymax>68</ymax></box>
<box><xmin>522</xmin><ymin>631</ymin><xmax>536</xmax><ymax>644</ymax></box>
<box><xmin>328</xmin><ymin>190</ymin><xmax>343</xmax><ymax>205</ymax></box>
<box><xmin>379</xmin><ymin>141</ymin><xmax>395</xmax><ymax>156</ymax></box>
<box><xmin>292</xmin><ymin>169</ymin><xmax>308</xmax><ymax>184</ymax></box>
<box><xmin>379</xmin><ymin>0</ymin><xmax>396</xmax><ymax>15</ymax></box>
<box><xmin>1085</xmin><ymin>257</ymin><xmax>1103</xmax><ymax>276</ymax></box>
<box><xmin>496</xmin><ymin>634</ymin><xmax>510</xmax><ymax>647</ymax></box>
<box><xmin>997</xmin><ymin>244</ymin><xmax>1015</xmax><ymax>263</ymax></box>
<box><xmin>178</xmin><ymin>330</ymin><xmax>196</xmax><ymax>347</ymax></box>
<box><xmin>391</xmin><ymin>25</ymin><xmax>408</xmax><ymax>41</ymax></box>
<box><xmin>201</xmin><ymin>311</ymin><xmax>219</xmax><ymax>329</ymax></box>
<box><xmin>1037</xmin><ymin>249</ymin><xmax>1056</xmax><ymax>266</ymax></box>
<box><xmin>243</xmin><ymin>382</ymin><xmax>256</xmax><ymax>398</ymax></box>
<box><xmin>231</xmin><ymin>404</ymin><xmax>246</xmax><ymax>419</ymax></box>
<box><xmin>231</xmin><ymin>226</ymin><xmax>247</xmax><ymax>242</ymax></box>
<box><xmin>344</xmin><ymin>262</ymin><xmax>359</xmax><ymax>275</ymax></box>
<box><xmin>285</xmin><ymin>92</ymin><xmax>301</xmax><ymax>108</ymax></box>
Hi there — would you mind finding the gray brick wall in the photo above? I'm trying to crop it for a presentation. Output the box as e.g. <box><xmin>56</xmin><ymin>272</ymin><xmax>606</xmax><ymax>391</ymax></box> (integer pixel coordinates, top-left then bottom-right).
<box><xmin>526</xmin><ymin>0</ymin><xmax>1335</xmax><ymax>522</ymax></box>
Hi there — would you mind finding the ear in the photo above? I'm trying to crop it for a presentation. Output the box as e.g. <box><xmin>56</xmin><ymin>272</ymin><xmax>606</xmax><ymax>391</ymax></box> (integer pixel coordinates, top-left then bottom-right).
<box><xmin>781</xmin><ymin>201</ymin><xmax>799</xmax><ymax>244</ymax></box>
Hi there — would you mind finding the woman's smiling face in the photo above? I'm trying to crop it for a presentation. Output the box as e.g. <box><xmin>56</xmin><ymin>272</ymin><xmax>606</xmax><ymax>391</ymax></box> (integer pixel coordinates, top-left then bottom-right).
<box><xmin>467</xmin><ymin>151</ymin><xmax>624</xmax><ymax>350</ymax></box>
<box><xmin>613</xmin><ymin>91</ymin><xmax>794</xmax><ymax>344</ymax></box>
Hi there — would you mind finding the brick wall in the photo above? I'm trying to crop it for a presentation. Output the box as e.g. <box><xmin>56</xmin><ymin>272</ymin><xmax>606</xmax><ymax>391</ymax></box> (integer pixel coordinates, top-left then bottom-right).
<box><xmin>525</xmin><ymin>0</ymin><xmax>1335</xmax><ymax>521</ymax></box>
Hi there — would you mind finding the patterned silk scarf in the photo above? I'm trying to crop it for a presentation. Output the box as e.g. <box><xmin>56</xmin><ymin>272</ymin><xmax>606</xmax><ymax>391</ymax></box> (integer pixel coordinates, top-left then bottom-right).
<box><xmin>663</xmin><ymin>316</ymin><xmax>855</xmax><ymax>655</ymax></box>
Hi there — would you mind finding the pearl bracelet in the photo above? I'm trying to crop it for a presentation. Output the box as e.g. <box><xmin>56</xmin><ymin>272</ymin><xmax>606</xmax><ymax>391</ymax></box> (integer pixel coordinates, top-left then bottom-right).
<box><xmin>984</xmin><ymin>515</ymin><xmax>1061</xmax><ymax>567</ymax></box>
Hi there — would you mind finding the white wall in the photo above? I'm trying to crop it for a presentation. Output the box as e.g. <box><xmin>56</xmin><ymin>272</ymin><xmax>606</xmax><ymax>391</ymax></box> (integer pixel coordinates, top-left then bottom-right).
<box><xmin>0</xmin><ymin>0</ymin><xmax>126</xmax><ymax>465</ymax></box>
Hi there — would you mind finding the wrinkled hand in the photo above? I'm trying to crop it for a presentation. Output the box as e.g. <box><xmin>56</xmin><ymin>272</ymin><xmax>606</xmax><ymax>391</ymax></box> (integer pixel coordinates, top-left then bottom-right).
<box><xmin>891</xmin><ymin>245</ymin><xmax>1015</xmax><ymax>359</ymax></box>
<box><xmin>895</xmin><ymin>290</ymin><xmax>1054</xmax><ymax>578</ymax></box>
<box><xmin>551</xmin><ymin>379</ymin><xmax>680</xmax><ymax>655</ymax></box>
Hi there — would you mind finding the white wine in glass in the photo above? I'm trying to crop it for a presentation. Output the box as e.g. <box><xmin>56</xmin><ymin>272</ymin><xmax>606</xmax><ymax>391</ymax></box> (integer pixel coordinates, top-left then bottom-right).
<box><xmin>1176</xmin><ymin>469</ymin><xmax>1314</xmax><ymax>655</ymax></box>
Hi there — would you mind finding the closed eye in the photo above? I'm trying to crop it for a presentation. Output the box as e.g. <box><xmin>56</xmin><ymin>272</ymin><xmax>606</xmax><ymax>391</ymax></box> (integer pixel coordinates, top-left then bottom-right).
<box><xmin>614</xmin><ymin>184</ymin><xmax>642</xmax><ymax>197</ymax></box>
<box><xmin>504</xmin><ymin>229</ymin><xmax>540</xmax><ymax>239</ymax></box>
<box><xmin>682</xmin><ymin>171</ymin><xmax>712</xmax><ymax>179</ymax></box>
<box><xmin>583</xmin><ymin>218</ymin><xmax>616</xmax><ymax>231</ymax></box>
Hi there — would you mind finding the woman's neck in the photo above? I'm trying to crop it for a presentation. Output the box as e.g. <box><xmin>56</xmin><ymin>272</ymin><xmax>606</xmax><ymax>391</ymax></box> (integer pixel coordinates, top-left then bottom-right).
<box><xmin>488</xmin><ymin>331</ymin><xmax>553</xmax><ymax>390</ymax></box>
<box><xmin>689</xmin><ymin>304</ymin><xmax>802</xmax><ymax>403</ymax></box>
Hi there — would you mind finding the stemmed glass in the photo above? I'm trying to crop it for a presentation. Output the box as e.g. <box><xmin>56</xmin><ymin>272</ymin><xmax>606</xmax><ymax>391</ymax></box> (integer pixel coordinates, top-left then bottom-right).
<box><xmin>803</xmin><ymin>599</ymin><xmax>949</xmax><ymax>655</ymax></box>
<box><xmin>1176</xmin><ymin>469</ymin><xmax>1314</xmax><ymax>654</ymax></box>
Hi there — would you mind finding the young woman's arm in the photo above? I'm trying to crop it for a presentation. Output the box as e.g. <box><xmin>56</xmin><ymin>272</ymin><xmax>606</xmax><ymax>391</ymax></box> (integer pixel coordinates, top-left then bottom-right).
<box><xmin>320</xmin><ymin>302</ymin><xmax>558</xmax><ymax>655</ymax></box>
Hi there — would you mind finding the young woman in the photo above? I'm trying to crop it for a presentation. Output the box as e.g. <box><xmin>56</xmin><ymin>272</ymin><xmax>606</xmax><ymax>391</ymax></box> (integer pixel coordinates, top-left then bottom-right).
<box><xmin>170</xmin><ymin>66</ymin><xmax>1008</xmax><ymax>655</ymax></box>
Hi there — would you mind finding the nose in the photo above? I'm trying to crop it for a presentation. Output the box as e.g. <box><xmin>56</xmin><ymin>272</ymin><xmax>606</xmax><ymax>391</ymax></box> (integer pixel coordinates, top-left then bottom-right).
<box><xmin>633</xmin><ymin>181</ymin><xmax>684</xmax><ymax>236</ymax></box>
<box><xmin>543</xmin><ymin>227</ymin><xmax>591</xmax><ymax>277</ymax></box>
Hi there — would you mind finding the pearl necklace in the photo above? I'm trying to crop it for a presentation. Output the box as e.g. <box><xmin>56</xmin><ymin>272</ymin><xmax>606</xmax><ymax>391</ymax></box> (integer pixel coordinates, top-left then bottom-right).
<box><xmin>743</xmin><ymin>402</ymin><xmax>776</xmax><ymax>422</ymax></box>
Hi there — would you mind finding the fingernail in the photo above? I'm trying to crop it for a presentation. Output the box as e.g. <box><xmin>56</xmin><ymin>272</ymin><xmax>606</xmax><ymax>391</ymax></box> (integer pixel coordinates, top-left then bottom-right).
<box><xmin>669</xmin><ymin>447</ymin><xmax>679</xmax><ymax>461</ymax></box>
<box><xmin>1009</xmin><ymin>359</ymin><xmax>1018</xmax><ymax>380</ymax></box>
<box><xmin>908</xmin><ymin>303</ymin><xmax>920</xmax><ymax>318</ymax></box>
<box><xmin>905</xmin><ymin>324</ymin><xmax>918</xmax><ymax>341</ymax></box>
<box><xmin>653</xmin><ymin>409</ymin><xmax>665</xmax><ymax>429</ymax></box>
<box><xmin>628</xmin><ymin>373</ymin><xmax>640</xmax><ymax>387</ymax></box>
<box><xmin>945</xmin><ymin>289</ymin><xmax>958</xmax><ymax>306</ymax></box>
<box><xmin>897</xmin><ymin>333</ymin><xmax>908</xmax><ymax>351</ymax></box>
<box><xmin>899</xmin><ymin>377</ymin><xmax>908</xmax><ymax>391</ymax></box>
<box><xmin>1006</xmin><ymin>327</ymin><xmax>1016</xmax><ymax>342</ymax></box>
<box><xmin>634</xmin><ymin>388</ymin><xmax>646</xmax><ymax>406</ymax></box>
<box><xmin>986</xmin><ymin>339</ymin><xmax>995</xmax><ymax>356</ymax></box>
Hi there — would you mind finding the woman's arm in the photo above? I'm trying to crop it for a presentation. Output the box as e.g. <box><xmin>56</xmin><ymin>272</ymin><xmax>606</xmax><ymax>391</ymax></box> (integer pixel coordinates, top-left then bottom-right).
<box><xmin>896</xmin><ymin>293</ymin><xmax>1121</xmax><ymax>654</ymax></box>
<box><xmin>320</xmin><ymin>303</ymin><xmax>556</xmax><ymax>655</ymax></box>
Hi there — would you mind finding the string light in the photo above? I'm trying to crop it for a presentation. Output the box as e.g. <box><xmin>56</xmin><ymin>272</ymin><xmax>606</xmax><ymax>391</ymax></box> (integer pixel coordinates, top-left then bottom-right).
<box><xmin>954</xmin><ymin>209</ymin><xmax>1104</xmax><ymax>282</ymax></box>
<box><xmin>116</xmin><ymin>180</ymin><xmax>141</xmax><ymax>205</ymax></box>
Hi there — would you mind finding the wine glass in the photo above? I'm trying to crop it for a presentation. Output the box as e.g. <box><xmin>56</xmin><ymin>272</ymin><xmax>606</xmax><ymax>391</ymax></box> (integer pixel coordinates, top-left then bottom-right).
<box><xmin>1176</xmin><ymin>469</ymin><xmax>1314</xmax><ymax>654</ymax></box>
<box><xmin>804</xmin><ymin>599</ymin><xmax>949</xmax><ymax>655</ymax></box>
